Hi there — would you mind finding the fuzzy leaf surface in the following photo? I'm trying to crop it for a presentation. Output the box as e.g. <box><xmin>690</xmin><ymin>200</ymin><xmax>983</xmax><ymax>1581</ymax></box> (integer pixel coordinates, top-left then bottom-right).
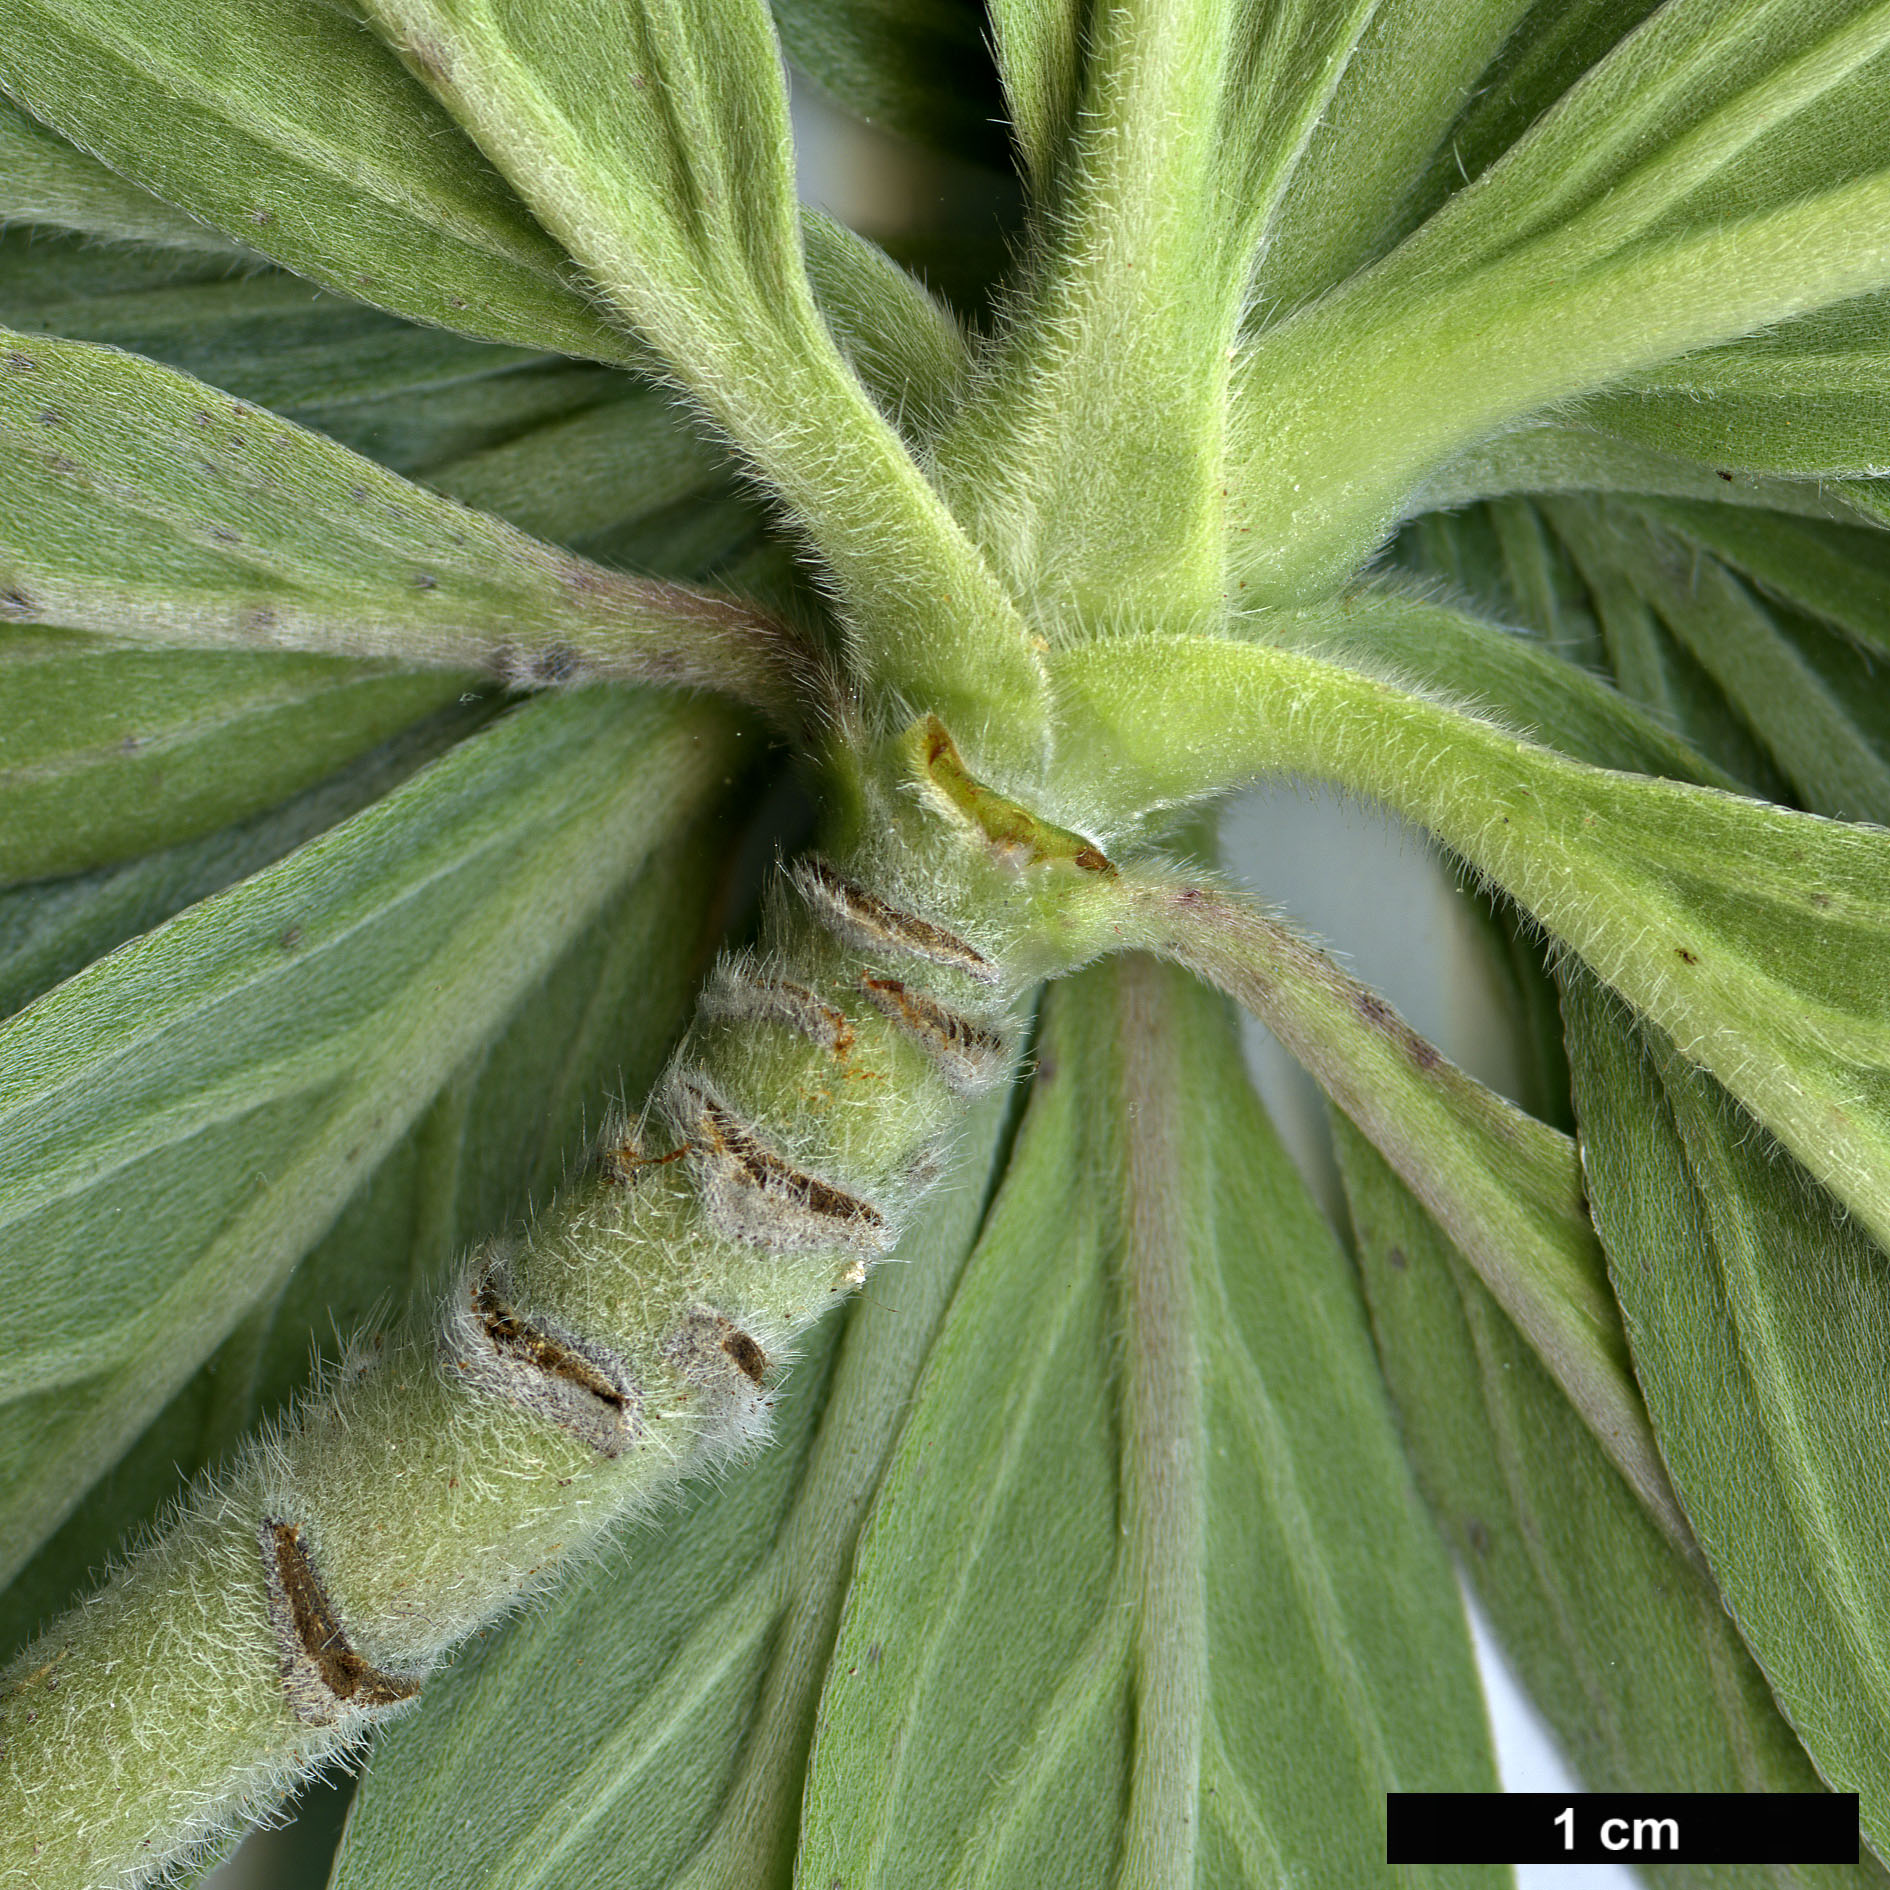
<box><xmin>1338</xmin><ymin>1118</ymin><xmax>1887</xmax><ymax>1890</ymax></box>
<box><xmin>0</xmin><ymin>690</ymin><xmax>746</xmax><ymax>1584</ymax></box>
<box><xmin>1230</xmin><ymin>0</ymin><xmax>1890</xmax><ymax>597</ymax></box>
<box><xmin>359</xmin><ymin>0</ymin><xmax>1048</xmax><ymax>774</ymax></box>
<box><xmin>798</xmin><ymin>959</ymin><xmax>1502</xmax><ymax>1886</ymax></box>
<box><xmin>1052</xmin><ymin>633</ymin><xmax>1890</xmax><ymax>1264</ymax></box>
<box><xmin>0</xmin><ymin>1</ymin><xmax>658</xmax><ymax>365</ymax></box>
<box><xmin>1565</xmin><ymin>970</ymin><xmax>1890</xmax><ymax>1856</ymax></box>
<box><xmin>0</xmin><ymin>328</ymin><xmax>803</xmax><ymax>717</ymax></box>
<box><xmin>0</xmin><ymin>799</ymin><xmax>733</xmax><ymax>1663</ymax></box>
<box><xmin>0</xmin><ymin>633</ymin><xmax>470</xmax><ymax>883</ymax></box>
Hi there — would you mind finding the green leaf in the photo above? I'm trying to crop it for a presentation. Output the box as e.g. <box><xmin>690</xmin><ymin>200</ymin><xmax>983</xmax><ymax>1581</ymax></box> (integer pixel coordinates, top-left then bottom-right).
<box><xmin>0</xmin><ymin>1</ymin><xmax>653</xmax><ymax>366</ymax></box>
<box><xmin>987</xmin><ymin>0</ymin><xmax>1082</xmax><ymax>185</ymax></box>
<box><xmin>1053</xmin><ymin>632</ymin><xmax>1890</xmax><ymax>1267</ymax></box>
<box><xmin>1238</xmin><ymin>585</ymin><xmax>1729</xmax><ymax>782</ymax></box>
<box><xmin>361</xmin><ymin>0</ymin><xmax>1048</xmax><ymax>774</ymax></box>
<box><xmin>1413</xmin><ymin>417</ymin><xmax>1880</xmax><ymax>523</ymax></box>
<box><xmin>1634</xmin><ymin>495</ymin><xmax>1890</xmax><ymax>663</ymax></box>
<box><xmin>0</xmin><ymin>796</ymin><xmax>733</xmax><ymax>1661</ymax></box>
<box><xmin>1565</xmin><ymin>968</ymin><xmax>1890</xmax><ymax>1857</ymax></box>
<box><xmin>772</xmin><ymin>0</ymin><xmax>1010</xmax><ymax>168</ymax></box>
<box><xmin>0</xmin><ymin>327</ymin><xmax>807</xmax><ymax>719</ymax></box>
<box><xmin>0</xmin><ymin>270</ymin><xmax>552</xmax><ymax>419</ymax></box>
<box><xmin>800</xmin><ymin>959</ymin><xmax>1503</xmax><ymax>1885</ymax></box>
<box><xmin>1230</xmin><ymin>0</ymin><xmax>1890</xmax><ymax>598</ymax></box>
<box><xmin>1571</xmin><ymin>289</ymin><xmax>1890</xmax><ymax>479</ymax></box>
<box><xmin>0</xmin><ymin>94</ymin><xmax>243</xmax><ymax>252</ymax></box>
<box><xmin>1248</xmin><ymin>0</ymin><xmax>1537</xmax><ymax>322</ymax></box>
<box><xmin>327</xmin><ymin>1081</ymin><xmax>1013</xmax><ymax>1889</ymax></box>
<box><xmin>0</xmin><ymin>688</ymin><xmax>746</xmax><ymax>1583</ymax></box>
<box><xmin>1534</xmin><ymin>500</ymin><xmax>1791</xmax><ymax>796</ymax></box>
<box><xmin>1551</xmin><ymin>498</ymin><xmax>1890</xmax><ymax>823</ymax></box>
<box><xmin>1129</xmin><ymin>882</ymin><xmax>1685</xmax><ymax>1543</ymax></box>
<box><xmin>945</xmin><ymin>0</ymin><xmax>1383</xmax><ymax>626</ymax></box>
<box><xmin>0</xmin><ymin>632</ymin><xmax>473</xmax><ymax>883</ymax></box>
<box><xmin>1337</xmin><ymin>1117</ymin><xmax>1888</xmax><ymax>1889</ymax></box>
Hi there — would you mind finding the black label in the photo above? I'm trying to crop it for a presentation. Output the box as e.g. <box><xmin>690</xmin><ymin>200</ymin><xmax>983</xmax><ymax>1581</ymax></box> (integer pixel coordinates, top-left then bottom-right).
<box><xmin>1386</xmin><ymin>1792</ymin><xmax>1860</xmax><ymax>1864</ymax></box>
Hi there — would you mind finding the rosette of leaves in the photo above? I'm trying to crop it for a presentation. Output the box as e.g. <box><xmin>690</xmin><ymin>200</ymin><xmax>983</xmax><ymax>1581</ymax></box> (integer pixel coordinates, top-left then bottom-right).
<box><xmin>4</xmin><ymin>2</ymin><xmax>1890</xmax><ymax>1886</ymax></box>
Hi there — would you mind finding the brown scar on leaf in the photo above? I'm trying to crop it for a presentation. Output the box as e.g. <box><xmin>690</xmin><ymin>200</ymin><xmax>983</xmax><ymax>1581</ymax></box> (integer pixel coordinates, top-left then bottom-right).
<box><xmin>701</xmin><ymin>963</ymin><xmax>856</xmax><ymax>1057</ymax></box>
<box><xmin>1676</xmin><ymin>947</ymin><xmax>1700</xmax><ymax>965</ymax></box>
<box><xmin>442</xmin><ymin>1266</ymin><xmax>642</xmax><ymax>1457</ymax></box>
<box><xmin>670</xmin><ymin>1072</ymin><xmax>890</xmax><ymax>1254</ymax></box>
<box><xmin>1354</xmin><ymin>986</ymin><xmax>1442</xmax><ymax>1070</ymax></box>
<box><xmin>661</xmin><ymin>1308</ymin><xmax>774</xmax><ymax>1428</ymax></box>
<box><xmin>794</xmin><ymin>857</ymin><xmax>1000</xmax><ymax>985</ymax></box>
<box><xmin>257</xmin><ymin>1518</ymin><xmax>421</xmax><ymax>1727</ymax></box>
<box><xmin>859</xmin><ymin>975</ymin><xmax>1009</xmax><ymax>1092</ymax></box>
<box><xmin>597</xmin><ymin>1128</ymin><xmax>690</xmax><ymax>1186</ymax></box>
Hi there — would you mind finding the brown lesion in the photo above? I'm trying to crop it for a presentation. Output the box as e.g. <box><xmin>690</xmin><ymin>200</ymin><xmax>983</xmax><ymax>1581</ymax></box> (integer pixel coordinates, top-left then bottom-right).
<box><xmin>598</xmin><ymin>1129</ymin><xmax>690</xmax><ymax>1186</ymax></box>
<box><xmin>721</xmin><ymin>1327</ymin><xmax>768</xmax><ymax>1384</ymax></box>
<box><xmin>797</xmin><ymin>858</ymin><xmax>999</xmax><ymax>984</ymax></box>
<box><xmin>474</xmin><ymin>1278</ymin><xmax>630</xmax><ymax>1417</ymax></box>
<box><xmin>258</xmin><ymin>1519</ymin><xmax>420</xmax><ymax>1725</ymax></box>
<box><xmin>694</xmin><ymin>1091</ymin><xmax>886</xmax><ymax>1236</ymax></box>
<box><xmin>859</xmin><ymin>976</ymin><xmax>1008</xmax><ymax>1090</ymax></box>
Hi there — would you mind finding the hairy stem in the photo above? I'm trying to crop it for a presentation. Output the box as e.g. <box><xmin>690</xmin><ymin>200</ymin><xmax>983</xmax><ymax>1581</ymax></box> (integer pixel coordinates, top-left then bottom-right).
<box><xmin>0</xmin><ymin>722</ymin><xmax>1129</xmax><ymax>1888</ymax></box>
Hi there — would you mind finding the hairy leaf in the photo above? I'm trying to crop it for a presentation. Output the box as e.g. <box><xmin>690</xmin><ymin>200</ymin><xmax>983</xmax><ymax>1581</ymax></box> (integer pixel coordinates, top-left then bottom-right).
<box><xmin>1553</xmin><ymin>499</ymin><xmax>1890</xmax><ymax>823</ymax></box>
<box><xmin>1565</xmin><ymin>970</ymin><xmax>1890</xmax><ymax>1856</ymax></box>
<box><xmin>0</xmin><ymin>689</ymin><xmax>746</xmax><ymax>1582</ymax></box>
<box><xmin>328</xmin><ymin>1084</ymin><xmax>1011</xmax><ymax>1889</ymax></box>
<box><xmin>0</xmin><ymin>800</ymin><xmax>733</xmax><ymax>1661</ymax></box>
<box><xmin>1130</xmin><ymin>883</ymin><xmax>1685</xmax><ymax>1542</ymax></box>
<box><xmin>1237</xmin><ymin>586</ymin><xmax>1728</xmax><ymax>783</ymax></box>
<box><xmin>1338</xmin><ymin>1119</ymin><xmax>1887</xmax><ymax>1889</ymax></box>
<box><xmin>1053</xmin><ymin>633</ymin><xmax>1890</xmax><ymax>1265</ymax></box>
<box><xmin>359</xmin><ymin>0</ymin><xmax>1047</xmax><ymax>773</ymax></box>
<box><xmin>0</xmin><ymin>632</ymin><xmax>471</xmax><ymax>883</ymax></box>
<box><xmin>0</xmin><ymin>0</ymin><xmax>654</xmax><ymax>365</ymax></box>
<box><xmin>0</xmin><ymin>94</ymin><xmax>242</xmax><ymax>252</ymax></box>
<box><xmin>0</xmin><ymin>327</ymin><xmax>807</xmax><ymax>718</ymax></box>
<box><xmin>1230</xmin><ymin>0</ymin><xmax>1890</xmax><ymax>598</ymax></box>
<box><xmin>799</xmin><ymin>959</ymin><xmax>1503</xmax><ymax>1886</ymax></box>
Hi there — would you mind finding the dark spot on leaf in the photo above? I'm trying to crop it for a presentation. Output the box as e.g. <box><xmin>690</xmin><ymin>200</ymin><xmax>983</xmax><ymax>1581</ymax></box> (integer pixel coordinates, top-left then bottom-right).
<box><xmin>1465</xmin><ymin>1518</ymin><xmax>1490</xmax><ymax>1556</ymax></box>
<box><xmin>1676</xmin><ymin>947</ymin><xmax>1699</xmax><ymax>965</ymax></box>
<box><xmin>1</xmin><ymin>588</ymin><xmax>35</xmax><ymax>619</ymax></box>
<box><xmin>1034</xmin><ymin>1050</ymin><xmax>1058</xmax><ymax>1086</ymax></box>
<box><xmin>1717</xmin><ymin>469</ymin><xmax>1734</xmax><ymax>482</ymax></box>
<box><xmin>721</xmin><ymin>1329</ymin><xmax>767</xmax><ymax>1384</ymax></box>
<box><xmin>37</xmin><ymin>409</ymin><xmax>60</xmax><ymax>427</ymax></box>
<box><xmin>244</xmin><ymin>606</ymin><xmax>277</xmax><ymax>639</ymax></box>
<box><xmin>248</xmin><ymin>208</ymin><xmax>272</xmax><ymax>225</ymax></box>
<box><xmin>209</xmin><ymin>525</ymin><xmax>241</xmax><ymax>544</ymax></box>
<box><xmin>280</xmin><ymin>927</ymin><xmax>303</xmax><ymax>953</ymax></box>
<box><xmin>118</xmin><ymin>734</ymin><xmax>143</xmax><ymax>756</ymax></box>
<box><xmin>412</xmin><ymin>571</ymin><xmax>438</xmax><ymax>590</ymax></box>
<box><xmin>533</xmin><ymin>643</ymin><xmax>580</xmax><ymax>683</ymax></box>
<box><xmin>349</xmin><ymin>485</ymin><xmax>369</xmax><ymax>503</ymax></box>
<box><xmin>194</xmin><ymin>409</ymin><xmax>216</xmax><ymax>428</ymax></box>
<box><xmin>1386</xmin><ymin>1245</ymin><xmax>1407</xmax><ymax>1271</ymax></box>
<box><xmin>1811</xmin><ymin>891</ymin><xmax>1832</xmax><ymax>908</ymax></box>
<box><xmin>1073</xmin><ymin>845</ymin><xmax>1116</xmax><ymax>875</ymax></box>
<box><xmin>45</xmin><ymin>455</ymin><xmax>76</xmax><ymax>475</ymax></box>
<box><xmin>5</xmin><ymin>351</ymin><xmax>37</xmax><ymax>372</ymax></box>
